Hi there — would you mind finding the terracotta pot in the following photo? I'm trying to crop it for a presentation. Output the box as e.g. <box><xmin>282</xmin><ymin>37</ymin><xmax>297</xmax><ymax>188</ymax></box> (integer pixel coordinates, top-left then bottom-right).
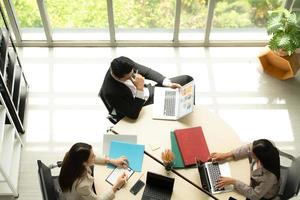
<box><xmin>274</xmin><ymin>49</ymin><xmax>289</xmax><ymax>57</ymax></box>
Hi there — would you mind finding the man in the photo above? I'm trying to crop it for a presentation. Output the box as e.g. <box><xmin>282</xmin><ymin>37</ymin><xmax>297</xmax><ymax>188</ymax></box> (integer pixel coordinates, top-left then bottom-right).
<box><xmin>99</xmin><ymin>56</ymin><xmax>193</xmax><ymax>122</ymax></box>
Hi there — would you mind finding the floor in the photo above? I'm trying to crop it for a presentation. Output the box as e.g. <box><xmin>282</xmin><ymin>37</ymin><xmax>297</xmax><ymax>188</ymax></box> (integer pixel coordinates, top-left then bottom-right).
<box><xmin>1</xmin><ymin>47</ymin><xmax>300</xmax><ymax>200</ymax></box>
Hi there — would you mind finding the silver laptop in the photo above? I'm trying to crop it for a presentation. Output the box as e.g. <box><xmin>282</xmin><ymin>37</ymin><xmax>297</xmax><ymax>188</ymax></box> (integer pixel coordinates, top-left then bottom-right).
<box><xmin>197</xmin><ymin>160</ymin><xmax>233</xmax><ymax>194</ymax></box>
<box><xmin>152</xmin><ymin>81</ymin><xmax>194</xmax><ymax>120</ymax></box>
<box><xmin>102</xmin><ymin>134</ymin><xmax>137</xmax><ymax>155</ymax></box>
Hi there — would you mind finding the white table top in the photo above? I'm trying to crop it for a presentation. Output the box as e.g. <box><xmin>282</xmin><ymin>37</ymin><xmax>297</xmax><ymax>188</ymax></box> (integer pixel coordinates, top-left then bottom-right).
<box><xmin>113</xmin><ymin>105</ymin><xmax>250</xmax><ymax>200</ymax></box>
<box><xmin>94</xmin><ymin>154</ymin><xmax>215</xmax><ymax>200</ymax></box>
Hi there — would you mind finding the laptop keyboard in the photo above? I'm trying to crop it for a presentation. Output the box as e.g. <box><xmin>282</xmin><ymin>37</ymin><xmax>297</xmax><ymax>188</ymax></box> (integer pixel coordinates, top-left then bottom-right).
<box><xmin>207</xmin><ymin>163</ymin><xmax>225</xmax><ymax>192</ymax></box>
<box><xmin>142</xmin><ymin>186</ymin><xmax>170</xmax><ymax>200</ymax></box>
<box><xmin>163</xmin><ymin>91</ymin><xmax>176</xmax><ymax>116</ymax></box>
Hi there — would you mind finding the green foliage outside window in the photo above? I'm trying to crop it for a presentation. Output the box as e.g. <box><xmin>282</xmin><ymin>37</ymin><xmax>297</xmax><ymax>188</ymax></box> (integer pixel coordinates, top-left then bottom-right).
<box><xmin>10</xmin><ymin>0</ymin><xmax>282</xmax><ymax>29</ymax></box>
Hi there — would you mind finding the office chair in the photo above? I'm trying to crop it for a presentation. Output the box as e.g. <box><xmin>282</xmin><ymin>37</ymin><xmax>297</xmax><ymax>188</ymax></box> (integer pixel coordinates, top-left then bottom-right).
<box><xmin>99</xmin><ymin>89</ymin><xmax>118</xmax><ymax>124</ymax></box>
<box><xmin>37</xmin><ymin>160</ymin><xmax>62</xmax><ymax>200</ymax></box>
<box><xmin>275</xmin><ymin>150</ymin><xmax>300</xmax><ymax>200</ymax></box>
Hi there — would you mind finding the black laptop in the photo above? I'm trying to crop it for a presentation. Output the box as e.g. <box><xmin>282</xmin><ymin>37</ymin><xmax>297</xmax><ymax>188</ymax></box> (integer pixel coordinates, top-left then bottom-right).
<box><xmin>141</xmin><ymin>171</ymin><xmax>175</xmax><ymax>200</ymax></box>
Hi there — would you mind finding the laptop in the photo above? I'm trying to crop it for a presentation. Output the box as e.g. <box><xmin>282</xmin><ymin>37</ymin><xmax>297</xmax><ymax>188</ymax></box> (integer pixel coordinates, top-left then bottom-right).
<box><xmin>152</xmin><ymin>81</ymin><xmax>194</xmax><ymax>120</ymax></box>
<box><xmin>196</xmin><ymin>160</ymin><xmax>233</xmax><ymax>194</ymax></box>
<box><xmin>141</xmin><ymin>171</ymin><xmax>175</xmax><ymax>200</ymax></box>
<box><xmin>102</xmin><ymin>134</ymin><xmax>137</xmax><ymax>155</ymax></box>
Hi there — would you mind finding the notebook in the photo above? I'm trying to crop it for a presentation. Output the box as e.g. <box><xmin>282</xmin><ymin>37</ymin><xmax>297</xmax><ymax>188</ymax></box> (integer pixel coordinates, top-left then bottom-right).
<box><xmin>170</xmin><ymin>131</ymin><xmax>184</xmax><ymax>168</ymax></box>
<box><xmin>141</xmin><ymin>172</ymin><xmax>175</xmax><ymax>200</ymax></box>
<box><xmin>174</xmin><ymin>126</ymin><xmax>210</xmax><ymax>166</ymax></box>
<box><xmin>102</xmin><ymin>134</ymin><xmax>137</xmax><ymax>155</ymax></box>
<box><xmin>152</xmin><ymin>81</ymin><xmax>194</xmax><ymax>120</ymax></box>
<box><xmin>196</xmin><ymin>160</ymin><xmax>233</xmax><ymax>194</ymax></box>
<box><xmin>108</xmin><ymin>141</ymin><xmax>144</xmax><ymax>172</ymax></box>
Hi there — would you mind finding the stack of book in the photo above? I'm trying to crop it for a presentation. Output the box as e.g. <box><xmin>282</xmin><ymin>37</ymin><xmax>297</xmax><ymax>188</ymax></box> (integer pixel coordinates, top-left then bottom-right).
<box><xmin>170</xmin><ymin>126</ymin><xmax>210</xmax><ymax>168</ymax></box>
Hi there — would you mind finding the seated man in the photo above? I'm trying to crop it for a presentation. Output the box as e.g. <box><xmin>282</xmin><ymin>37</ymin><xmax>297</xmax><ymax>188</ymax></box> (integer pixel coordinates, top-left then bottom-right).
<box><xmin>99</xmin><ymin>56</ymin><xmax>193</xmax><ymax>122</ymax></box>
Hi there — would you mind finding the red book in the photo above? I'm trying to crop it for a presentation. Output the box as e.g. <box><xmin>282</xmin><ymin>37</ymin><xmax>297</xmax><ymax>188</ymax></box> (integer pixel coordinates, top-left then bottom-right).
<box><xmin>174</xmin><ymin>126</ymin><xmax>210</xmax><ymax>166</ymax></box>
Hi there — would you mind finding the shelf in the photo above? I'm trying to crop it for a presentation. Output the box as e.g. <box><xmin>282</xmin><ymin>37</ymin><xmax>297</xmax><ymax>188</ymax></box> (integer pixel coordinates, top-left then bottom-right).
<box><xmin>12</xmin><ymin>65</ymin><xmax>21</xmax><ymax>109</ymax></box>
<box><xmin>18</xmin><ymin>81</ymin><xmax>28</xmax><ymax>124</ymax></box>
<box><xmin>0</xmin><ymin>125</ymin><xmax>15</xmax><ymax>177</ymax></box>
<box><xmin>0</xmin><ymin>182</ymin><xmax>13</xmax><ymax>195</ymax></box>
<box><xmin>0</xmin><ymin>106</ymin><xmax>6</xmax><ymax>144</ymax></box>
<box><xmin>5</xmin><ymin>50</ymin><xmax>16</xmax><ymax>95</ymax></box>
<box><xmin>0</xmin><ymin>28</ymin><xmax>9</xmax><ymax>76</ymax></box>
<box><xmin>9</xmin><ymin>139</ymin><xmax>21</xmax><ymax>189</ymax></box>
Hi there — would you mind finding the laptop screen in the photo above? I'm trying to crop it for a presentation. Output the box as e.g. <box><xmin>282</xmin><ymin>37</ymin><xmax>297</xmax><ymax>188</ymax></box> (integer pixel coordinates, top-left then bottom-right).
<box><xmin>146</xmin><ymin>172</ymin><xmax>175</xmax><ymax>192</ymax></box>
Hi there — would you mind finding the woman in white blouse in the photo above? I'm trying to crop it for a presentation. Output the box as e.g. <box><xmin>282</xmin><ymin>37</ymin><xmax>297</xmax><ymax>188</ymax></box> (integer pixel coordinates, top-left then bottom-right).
<box><xmin>59</xmin><ymin>142</ymin><xmax>128</xmax><ymax>200</ymax></box>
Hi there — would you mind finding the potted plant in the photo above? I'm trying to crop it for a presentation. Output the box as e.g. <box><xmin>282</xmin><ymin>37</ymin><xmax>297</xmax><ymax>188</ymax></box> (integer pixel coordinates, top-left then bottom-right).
<box><xmin>258</xmin><ymin>8</ymin><xmax>300</xmax><ymax>80</ymax></box>
<box><xmin>267</xmin><ymin>8</ymin><xmax>300</xmax><ymax>56</ymax></box>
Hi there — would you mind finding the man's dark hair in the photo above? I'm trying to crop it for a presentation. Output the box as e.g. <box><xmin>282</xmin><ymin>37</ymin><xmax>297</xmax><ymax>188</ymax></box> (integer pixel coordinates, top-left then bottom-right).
<box><xmin>110</xmin><ymin>56</ymin><xmax>135</xmax><ymax>78</ymax></box>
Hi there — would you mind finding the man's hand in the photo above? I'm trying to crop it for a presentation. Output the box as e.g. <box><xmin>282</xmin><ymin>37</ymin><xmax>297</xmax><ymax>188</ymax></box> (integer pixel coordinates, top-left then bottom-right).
<box><xmin>131</xmin><ymin>74</ymin><xmax>145</xmax><ymax>90</ymax></box>
<box><xmin>169</xmin><ymin>83</ymin><xmax>181</xmax><ymax>89</ymax></box>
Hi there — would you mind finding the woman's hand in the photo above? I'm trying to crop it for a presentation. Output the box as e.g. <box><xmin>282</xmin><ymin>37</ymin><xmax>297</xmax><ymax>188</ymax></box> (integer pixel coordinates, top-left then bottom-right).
<box><xmin>216</xmin><ymin>176</ymin><xmax>236</xmax><ymax>189</ymax></box>
<box><xmin>110</xmin><ymin>156</ymin><xmax>128</xmax><ymax>168</ymax></box>
<box><xmin>112</xmin><ymin>172</ymin><xmax>128</xmax><ymax>192</ymax></box>
<box><xmin>210</xmin><ymin>152</ymin><xmax>232</xmax><ymax>162</ymax></box>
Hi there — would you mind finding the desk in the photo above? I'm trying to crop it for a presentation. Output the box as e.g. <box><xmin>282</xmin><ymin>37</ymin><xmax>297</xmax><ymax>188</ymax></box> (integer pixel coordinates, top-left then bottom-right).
<box><xmin>113</xmin><ymin>105</ymin><xmax>250</xmax><ymax>200</ymax></box>
<box><xmin>94</xmin><ymin>154</ymin><xmax>214</xmax><ymax>200</ymax></box>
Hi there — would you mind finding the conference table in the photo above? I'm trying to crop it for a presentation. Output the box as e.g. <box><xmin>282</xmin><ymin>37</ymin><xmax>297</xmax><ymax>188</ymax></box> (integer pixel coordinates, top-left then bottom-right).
<box><xmin>94</xmin><ymin>153</ymin><xmax>215</xmax><ymax>200</ymax></box>
<box><xmin>112</xmin><ymin>105</ymin><xmax>250</xmax><ymax>200</ymax></box>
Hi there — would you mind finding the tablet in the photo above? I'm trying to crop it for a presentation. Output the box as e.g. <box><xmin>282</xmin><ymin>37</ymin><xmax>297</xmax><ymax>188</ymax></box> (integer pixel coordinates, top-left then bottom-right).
<box><xmin>105</xmin><ymin>167</ymin><xmax>134</xmax><ymax>185</ymax></box>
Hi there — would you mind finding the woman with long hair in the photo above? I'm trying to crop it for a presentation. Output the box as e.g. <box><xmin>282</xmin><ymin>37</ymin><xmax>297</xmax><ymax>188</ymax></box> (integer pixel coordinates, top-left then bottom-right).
<box><xmin>59</xmin><ymin>142</ymin><xmax>128</xmax><ymax>200</ymax></box>
<box><xmin>210</xmin><ymin>139</ymin><xmax>280</xmax><ymax>200</ymax></box>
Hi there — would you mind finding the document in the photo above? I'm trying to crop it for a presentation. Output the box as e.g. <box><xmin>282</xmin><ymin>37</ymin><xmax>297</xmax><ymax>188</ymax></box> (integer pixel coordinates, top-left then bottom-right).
<box><xmin>109</xmin><ymin>141</ymin><xmax>145</xmax><ymax>172</ymax></box>
<box><xmin>106</xmin><ymin>167</ymin><xmax>134</xmax><ymax>185</ymax></box>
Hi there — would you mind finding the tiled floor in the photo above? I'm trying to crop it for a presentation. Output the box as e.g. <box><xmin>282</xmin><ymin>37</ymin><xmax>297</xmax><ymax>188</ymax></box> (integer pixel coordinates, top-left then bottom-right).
<box><xmin>2</xmin><ymin>47</ymin><xmax>300</xmax><ymax>200</ymax></box>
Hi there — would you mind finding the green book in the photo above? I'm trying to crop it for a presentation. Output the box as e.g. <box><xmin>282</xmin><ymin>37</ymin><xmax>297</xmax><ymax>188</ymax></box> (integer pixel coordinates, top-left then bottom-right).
<box><xmin>170</xmin><ymin>131</ymin><xmax>185</xmax><ymax>168</ymax></box>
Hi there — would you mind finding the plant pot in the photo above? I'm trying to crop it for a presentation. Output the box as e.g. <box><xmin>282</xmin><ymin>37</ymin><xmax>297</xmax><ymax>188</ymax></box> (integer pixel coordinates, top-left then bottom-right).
<box><xmin>273</xmin><ymin>49</ymin><xmax>289</xmax><ymax>57</ymax></box>
<box><xmin>258</xmin><ymin>47</ymin><xmax>300</xmax><ymax>80</ymax></box>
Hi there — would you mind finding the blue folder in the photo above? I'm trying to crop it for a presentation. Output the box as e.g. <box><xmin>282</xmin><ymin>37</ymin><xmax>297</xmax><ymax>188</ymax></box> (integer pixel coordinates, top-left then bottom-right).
<box><xmin>108</xmin><ymin>141</ymin><xmax>145</xmax><ymax>172</ymax></box>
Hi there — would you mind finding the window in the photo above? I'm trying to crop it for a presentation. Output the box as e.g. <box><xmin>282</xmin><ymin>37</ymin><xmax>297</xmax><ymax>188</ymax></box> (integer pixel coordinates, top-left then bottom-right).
<box><xmin>114</xmin><ymin>0</ymin><xmax>176</xmax><ymax>40</ymax></box>
<box><xmin>179</xmin><ymin>0</ymin><xmax>208</xmax><ymax>41</ymax></box>
<box><xmin>46</xmin><ymin>0</ymin><xmax>109</xmax><ymax>40</ymax></box>
<box><xmin>210</xmin><ymin>0</ymin><xmax>284</xmax><ymax>41</ymax></box>
<box><xmin>11</xmin><ymin>0</ymin><xmax>45</xmax><ymax>40</ymax></box>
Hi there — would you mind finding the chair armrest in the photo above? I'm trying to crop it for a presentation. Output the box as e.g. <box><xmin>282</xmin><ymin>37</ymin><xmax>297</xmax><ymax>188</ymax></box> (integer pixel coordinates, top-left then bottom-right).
<box><xmin>279</xmin><ymin>150</ymin><xmax>295</xmax><ymax>161</ymax></box>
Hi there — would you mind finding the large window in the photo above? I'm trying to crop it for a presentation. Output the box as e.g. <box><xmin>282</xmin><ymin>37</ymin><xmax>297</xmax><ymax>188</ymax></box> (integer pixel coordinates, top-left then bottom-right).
<box><xmin>46</xmin><ymin>0</ymin><xmax>109</xmax><ymax>40</ymax></box>
<box><xmin>0</xmin><ymin>0</ymin><xmax>290</xmax><ymax>45</ymax></box>
<box><xmin>114</xmin><ymin>0</ymin><xmax>176</xmax><ymax>40</ymax></box>
<box><xmin>179</xmin><ymin>0</ymin><xmax>208</xmax><ymax>40</ymax></box>
<box><xmin>12</xmin><ymin>0</ymin><xmax>45</xmax><ymax>40</ymax></box>
<box><xmin>210</xmin><ymin>0</ymin><xmax>284</xmax><ymax>41</ymax></box>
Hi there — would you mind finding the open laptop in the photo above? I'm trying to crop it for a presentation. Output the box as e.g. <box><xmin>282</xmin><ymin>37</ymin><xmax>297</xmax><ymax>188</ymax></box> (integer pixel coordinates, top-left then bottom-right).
<box><xmin>196</xmin><ymin>160</ymin><xmax>233</xmax><ymax>194</ymax></box>
<box><xmin>152</xmin><ymin>80</ymin><xmax>194</xmax><ymax>120</ymax></box>
<box><xmin>141</xmin><ymin>171</ymin><xmax>175</xmax><ymax>200</ymax></box>
<box><xmin>102</xmin><ymin>134</ymin><xmax>137</xmax><ymax>155</ymax></box>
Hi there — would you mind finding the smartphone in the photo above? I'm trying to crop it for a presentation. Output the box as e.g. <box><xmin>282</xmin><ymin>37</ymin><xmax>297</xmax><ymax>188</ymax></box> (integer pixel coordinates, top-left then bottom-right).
<box><xmin>130</xmin><ymin>179</ymin><xmax>145</xmax><ymax>195</ymax></box>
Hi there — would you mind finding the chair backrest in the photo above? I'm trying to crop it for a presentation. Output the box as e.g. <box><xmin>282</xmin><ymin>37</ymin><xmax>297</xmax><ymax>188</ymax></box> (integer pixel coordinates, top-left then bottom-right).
<box><xmin>99</xmin><ymin>89</ymin><xmax>118</xmax><ymax>124</ymax></box>
<box><xmin>283</xmin><ymin>156</ymin><xmax>300</xmax><ymax>199</ymax></box>
<box><xmin>99</xmin><ymin>88</ymin><xmax>113</xmax><ymax>114</ymax></box>
<box><xmin>278</xmin><ymin>156</ymin><xmax>300</xmax><ymax>200</ymax></box>
<box><xmin>37</xmin><ymin>160</ymin><xmax>60</xmax><ymax>200</ymax></box>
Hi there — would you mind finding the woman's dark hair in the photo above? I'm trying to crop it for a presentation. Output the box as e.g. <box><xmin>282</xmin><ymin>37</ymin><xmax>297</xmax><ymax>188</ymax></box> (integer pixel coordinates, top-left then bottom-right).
<box><xmin>110</xmin><ymin>56</ymin><xmax>135</xmax><ymax>78</ymax></box>
<box><xmin>252</xmin><ymin>139</ymin><xmax>280</xmax><ymax>180</ymax></box>
<box><xmin>59</xmin><ymin>143</ymin><xmax>92</xmax><ymax>192</ymax></box>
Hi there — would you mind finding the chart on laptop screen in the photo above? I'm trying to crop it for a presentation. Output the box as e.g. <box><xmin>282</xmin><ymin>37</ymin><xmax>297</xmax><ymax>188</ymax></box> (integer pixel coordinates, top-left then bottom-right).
<box><xmin>179</xmin><ymin>82</ymin><xmax>194</xmax><ymax>117</ymax></box>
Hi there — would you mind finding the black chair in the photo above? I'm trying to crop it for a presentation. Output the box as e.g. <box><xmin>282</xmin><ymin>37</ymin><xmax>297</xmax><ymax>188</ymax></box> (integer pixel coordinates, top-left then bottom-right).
<box><xmin>37</xmin><ymin>160</ymin><xmax>62</xmax><ymax>200</ymax></box>
<box><xmin>99</xmin><ymin>88</ymin><xmax>119</xmax><ymax>124</ymax></box>
<box><xmin>275</xmin><ymin>150</ymin><xmax>300</xmax><ymax>200</ymax></box>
